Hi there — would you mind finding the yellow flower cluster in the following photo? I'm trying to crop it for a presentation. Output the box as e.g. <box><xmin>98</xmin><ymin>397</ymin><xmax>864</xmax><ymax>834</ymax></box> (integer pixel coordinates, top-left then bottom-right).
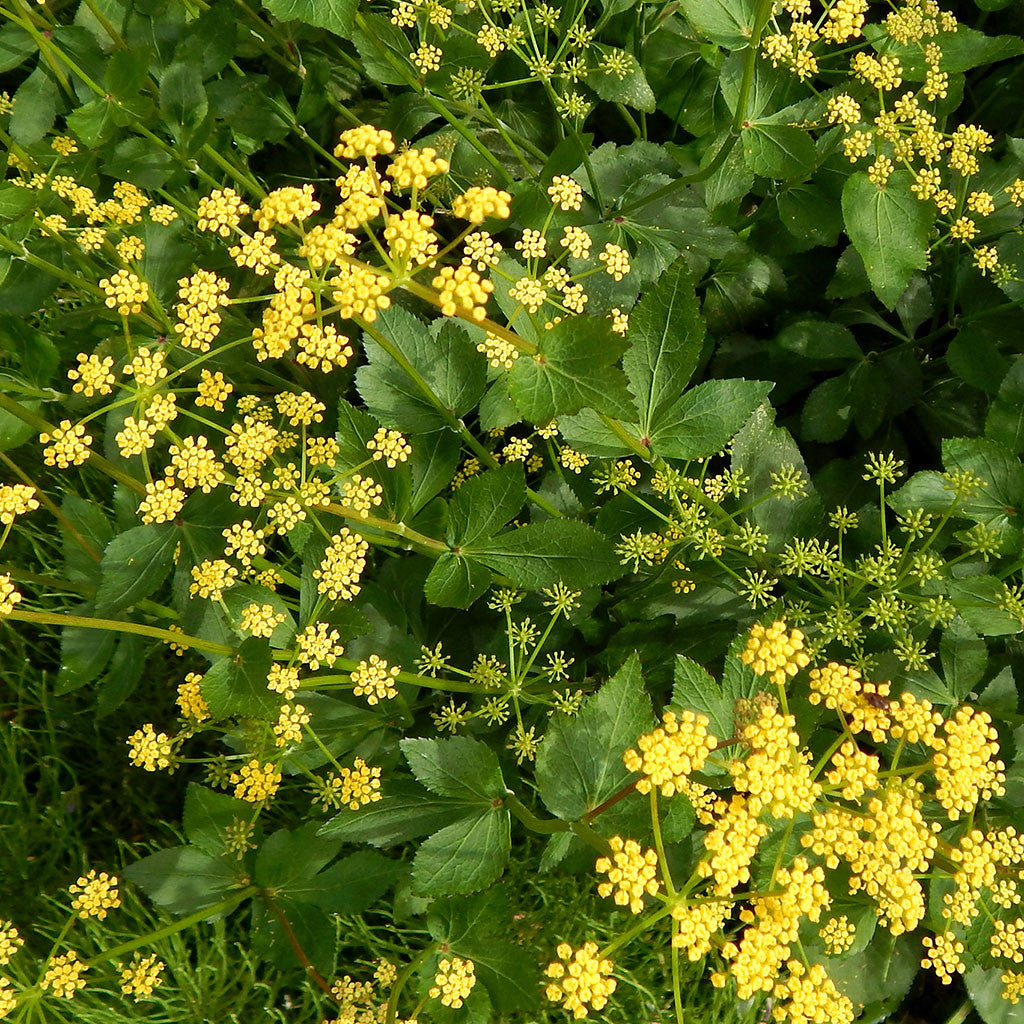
<box><xmin>350</xmin><ymin>655</ymin><xmax>400</xmax><ymax>705</ymax></box>
<box><xmin>595</xmin><ymin>836</ymin><xmax>660</xmax><ymax>913</ymax></box>
<box><xmin>313</xmin><ymin>529</ymin><xmax>369</xmax><ymax>600</ymax></box>
<box><xmin>273</xmin><ymin>703</ymin><xmax>310</xmax><ymax>747</ymax></box>
<box><xmin>0</xmin><ymin>484</ymin><xmax>39</xmax><ymax>525</ymax></box>
<box><xmin>932</xmin><ymin>705</ymin><xmax>1006</xmax><ymax>818</ymax></box>
<box><xmin>119</xmin><ymin>952</ymin><xmax>165</xmax><ymax>1001</ymax></box>
<box><xmin>69</xmin><ymin>869</ymin><xmax>121</xmax><ymax>919</ymax></box>
<box><xmin>41</xmin><ymin>951</ymin><xmax>88</xmax><ymax>999</ymax></box>
<box><xmin>99</xmin><ymin>268</ymin><xmax>149</xmax><ymax>315</ymax></box>
<box><xmin>40</xmin><ymin>420</ymin><xmax>92</xmax><ymax>468</ymax></box>
<box><xmin>429</xmin><ymin>957</ymin><xmax>476</xmax><ymax>1008</ymax></box>
<box><xmin>739</xmin><ymin>619</ymin><xmax>810</xmax><ymax>684</ymax></box>
<box><xmin>544</xmin><ymin>942</ymin><xmax>616</xmax><ymax>1019</ymax></box>
<box><xmin>177</xmin><ymin>673</ymin><xmax>210</xmax><ymax>722</ymax></box>
<box><xmin>0</xmin><ymin>921</ymin><xmax>24</xmax><ymax>965</ymax></box>
<box><xmin>623</xmin><ymin>710</ymin><xmax>718</xmax><ymax>796</ymax></box>
<box><xmin>229</xmin><ymin>759</ymin><xmax>282</xmax><ymax>803</ymax></box>
<box><xmin>337</xmin><ymin>757</ymin><xmax>382</xmax><ymax>810</ymax></box>
<box><xmin>127</xmin><ymin>724</ymin><xmax>174</xmax><ymax>772</ymax></box>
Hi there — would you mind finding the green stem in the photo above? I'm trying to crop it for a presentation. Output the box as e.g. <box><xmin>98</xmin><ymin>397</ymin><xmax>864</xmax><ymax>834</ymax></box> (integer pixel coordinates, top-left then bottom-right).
<box><xmin>0</xmin><ymin>393</ymin><xmax>147</xmax><ymax>494</ymax></box>
<box><xmin>8</xmin><ymin>609</ymin><xmax>234</xmax><ymax>656</ymax></box>
<box><xmin>86</xmin><ymin>887</ymin><xmax>256</xmax><ymax>966</ymax></box>
<box><xmin>619</xmin><ymin>0</ymin><xmax>774</xmax><ymax>215</ymax></box>
<box><xmin>650</xmin><ymin>788</ymin><xmax>675</xmax><ymax>897</ymax></box>
<box><xmin>504</xmin><ymin>791</ymin><xmax>570</xmax><ymax>834</ymax></box>
<box><xmin>385</xmin><ymin>943</ymin><xmax>437</xmax><ymax>1024</ymax></box>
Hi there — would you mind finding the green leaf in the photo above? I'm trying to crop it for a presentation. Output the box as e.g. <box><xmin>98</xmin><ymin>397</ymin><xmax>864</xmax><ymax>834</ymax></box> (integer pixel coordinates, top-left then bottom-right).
<box><xmin>586</xmin><ymin>46</ymin><xmax>656</xmax><ymax>113</ymax></box>
<box><xmin>977</xmin><ymin>666</ymin><xmax>1018</xmax><ymax>717</ymax></box>
<box><xmin>124</xmin><ymin>846</ymin><xmax>239</xmax><ymax>916</ymax></box>
<box><xmin>409</xmin><ymin>430</ymin><xmax>460</xmax><ymax>516</ymax></box>
<box><xmin>0</xmin><ymin>314</ymin><xmax>59</xmax><ymax>385</ymax></box>
<box><xmin>222</xmin><ymin>583</ymin><xmax>296</xmax><ymax>649</ymax></box>
<box><xmin>262</xmin><ymin>0</ymin><xmax>358</xmax><ymax>36</ymax></box>
<box><xmin>411</xmin><ymin>808</ymin><xmax>511</xmax><ymax>897</ymax></box>
<box><xmin>949</xmin><ymin>325</ymin><xmax>1009</xmax><ymax>394</ymax></box>
<box><xmin>66</xmin><ymin>97</ymin><xmax>118</xmax><ymax>148</ymax></box>
<box><xmin>742</xmin><ymin>121</ymin><xmax>817</xmax><ymax>179</ymax></box>
<box><xmin>467</xmin><ymin>518</ymin><xmax>623</xmax><ymax>591</ymax></box>
<box><xmin>351</xmin><ymin>14</ymin><xmax>410</xmax><ymax>86</ymax></box>
<box><xmin>661</xmin><ymin>791</ymin><xmax>696</xmax><ymax>842</ymax></box>
<box><xmin>318</xmin><ymin>778</ymin><xmax>469</xmax><ymax>846</ymax></box>
<box><xmin>0</xmin><ymin>23</ymin><xmax>35</xmax><ymax>73</ymax></box>
<box><xmin>400</xmin><ymin>735</ymin><xmax>505</xmax><ymax>803</ymax></box>
<box><xmin>301</xmin><ymin>850</ymin><xmax>403</xmax><ymax>913</ymax></box>
<box><xmin>101</xmin><ymin>137</ymin><xmax>175</xmax><ymax>188</ymax></box>
<box><xmin>964</xmin><ymin>966</ymin><xmax>1024</xmax><ymax>1024</ymax></box>
<box><xmin>801</xmin><ymin>375</ymin><xmax>854</xmax><ymax>443</ymax></box>
<box><xmin>159</xmin><ymin>62</ymin><xmax>208</xmax><ymax>129</ymax></box>
<box><xmin>200</xmin><ymin>639</ymin><xmax>277</xmax><ymax>719</ymax></box>
<box><xmin>0</xmin><ymin>183</ymin><xmax>38</xmax><ymax>220</ymax></box>
<box><xmin>446</xmin><ymin>464</ymin><xmax>525</xmax><ymax>547</ymax></box>
<box><xmin>841</xmin><ymin>171</ymin><xmax>933</xmax><ymax>310</ymax></box>
<box><xmin>254</xmin><ymin>823</ymin><xmax>344</xmax><ymax>893</ymax></box>
<box><xmin>774</xmin><ymin>320</ymin><xmax>861</xmax><ymax>362</ymax></box>
<box><xmin>94</xmin><ymin>524</ymin><xmax>177</xmax><ymax>615</ymax></box>
<box><xmin>986</xmin><ymin>356</ymin><xmax>1024</xmax><ymax>454</ymax></box>
<box><xmin>105</xmin><ymin>45</ymin><xmax>154</xmax><ymax>99</ymax></box>
<box><xmin>948</xmin><ymin>576</ymin><xmax>1022</xmax><ymax>637</ymax></box>
<box><xmin>357</xmin><ymin>306</ymin><xmax>485</xmax><ymax>433</ymax></box>
<box><xmin>649</xmin><ymin>379</ymin><xmax>773</xmax><ymax>460</ymax></box>
<box><xmin>776</xmin><ymin>183</ymin><xmax>843</xmax><ymax>247</ymax></box>
<box><xmin>942</xmin><ymin>436</ymin><xmax>1024</xmax><ymax>541</ymax></box>
<box><xmin>184</xmin><ymin>784</ymin><xmax>257</xmax><ymax>858</ymax></box>
<box><xmin>678</xmin><ymin>0</ymin><xmax>757</xmax><ymax>48</ymax></box>
<box><xmin>424</xmin><ymin>552</ymin><xmax>492</xmax><ymax>608</ymax></box>
<box><xmin>940</xmin><ymin>620</ymin><xmax>987</xmax><ymax>700</ymax></box>
<box><xmin>536</xmin><ymin>653</ymin><xmax>654</xmax><ymax>819</ymax></box>
<box><xmin>57</xmin><ymin>625</ymin><xmax>115</xmax><ymax>694</ymax></box>
<box><xmin>508</xmin><ymin>317</ymin><xmax>634</xmax><ymax>424</ymax></box>
<box><xmin>427</xmin><ymin>890</ymin><xmax>539</xmax><ymax>1013</ymax></box>
<box><xmin>10</xmin><ymin>66</ymin><xmax>59</xmax><ymax>146</ymax></box>
<box><xmin>557</xmin><ymin>408</ymin><xmax>634</xmax><ymax>458</ymax></box>
<box><xmin>731</xmin><ymin>404</ymin><xmax>821</xmax><ymax>547</ymax></box>
<box><xmin>870</xmin><ymin>25</ymin><xmax>1024</xmax><ymax>77</ymax></box>
<box><xmin>671</xmin><ymin>655</ymin><xmax>734</xmax><ymax>745</ymax></box>
<box><xmin>623</xmin><ymin>259</ymin><xmax>705</xmax><ymax>437</ymax></box>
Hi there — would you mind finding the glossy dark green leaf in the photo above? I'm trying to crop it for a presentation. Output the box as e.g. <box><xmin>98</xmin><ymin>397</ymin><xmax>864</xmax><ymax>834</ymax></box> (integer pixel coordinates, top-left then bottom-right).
<box><xmin>649</xmin><ymin>378</ymin><xmax>773</xmax><ymax>459</ymax></box>
<box><xmin>411</xmin><ymin>808</ymin><xmax>510</xmax><ymax>897</ymax></box>
<box><xmin>424</xmin><ymin>551</ymin><xmax>492</xmax><ymax>608</ymax></box>
<box><xmin>262</xmin><ymin>0</ymin><xmax>358</xmax><ymax>36</ymax></box>
<box><xmin>400</xmin><ymin>735</ymin><xmax>505</xmax><ymax>803</ymax></box>
<box><xmin>986</xmin><ymin>356</ymin><xmax>1024</xmax><ymax>454</ymax></box>
<box><xmin>508</xmin><ymin>317</ymin><xmax>634</xmax><ymax>424</ymax></box>
<box><xmin>677</xmin><ymin>0</ymin><xmax>757</xmax><ymax>48</ymax></box>
<box><xmin>446</xmin><ymin>464</ymin><xmax>525</xmax><ymax>547</ymax></box>
<box><xmin>623</xmin><ymin>259</ymin><xmax>705</xmax><ymax>436</ymax></box>
<box><xmin>467</xmin><ymin>518</ymin><xmax>623</xmax><ymax>591</ymax></box>
<box><xmin>841</xmin><ymin>171</ymin><xmax>933</xmax><ymax>310</ymax></box>
<box><xmin>199</xmin><ymin>639</ymin><xmax>276</xmax><ymax>720</ymax></box>
<box><xmin>94</xmin><ymin>523</ymin><xmax>177</xmax><ymax>615</ymax></box>
<box><xmin>742</xmin><ymin>121</ymin><xmax>816</xmax><ymax>179</ymax></box>
<box><xmin>124</xmin><ymin>846</ymin><xmax>240</xmax><ymax>916</ymax></box>
<box><xmin>184</xmin><ymin>784</ymin><xmax>257</xmax><ymax>858</ymax></box>
<box><xmin>536</xmin><ymin>653</ymin><xmax>654</xmax><ymax>820</ymax></box>
<box><xmin>10</xmin><ymin>66</ymin><xmax>59</xmax><ymax>145</ymax></box>
<box><xmin>318</xmin><ymin>778</ymin><xmax>469</xmax><ymax>846</ymax></box>
<box><xmin>671</xmin><ymin>655</ymin><xmax>734</xmax><ymax>745</ymax></box>
<box><xmin>585</xmin><ymin>46</ymin><xmax>655</xmax><ymax>113</ymax></box>
<box><xmin>254</xmin><ymin>822</ymin><xmax>344</xmax><ymax>892</ymax></box>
